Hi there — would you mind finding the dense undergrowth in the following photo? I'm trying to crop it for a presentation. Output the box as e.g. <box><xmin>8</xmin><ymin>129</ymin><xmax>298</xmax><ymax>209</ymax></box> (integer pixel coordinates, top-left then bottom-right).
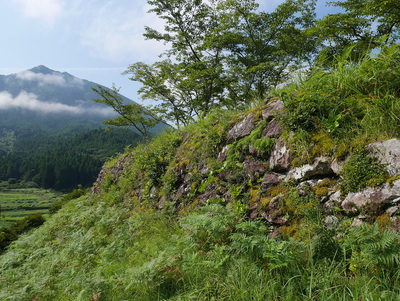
<box><xmin>278</xmin><ymin>45</ymin><xmax>400</xmax><ymax>165</ymax></box>
<box><xmin>2</xmin><ymin>46</ymin><xmax>400</xmax><ymax>300</ymax></box>
<box><xmin>2</xmin><ymin>197</ymin><xmax>400</xmax><ymax>300</ymax></box>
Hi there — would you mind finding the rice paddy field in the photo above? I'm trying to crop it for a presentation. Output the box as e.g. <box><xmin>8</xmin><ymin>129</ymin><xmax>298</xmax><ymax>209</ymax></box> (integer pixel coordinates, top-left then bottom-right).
<box><xmin>0</xmin><ymin>188</ymin><xmax>62</xmax><ymax>227</ymax></box>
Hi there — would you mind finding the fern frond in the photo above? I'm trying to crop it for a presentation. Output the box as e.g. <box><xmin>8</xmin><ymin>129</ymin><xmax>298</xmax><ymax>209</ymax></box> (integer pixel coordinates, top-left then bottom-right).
<box><xmin>345</xmin><ymin>223</ymin><xmax>400</xmax><ymax>268</ymax></box>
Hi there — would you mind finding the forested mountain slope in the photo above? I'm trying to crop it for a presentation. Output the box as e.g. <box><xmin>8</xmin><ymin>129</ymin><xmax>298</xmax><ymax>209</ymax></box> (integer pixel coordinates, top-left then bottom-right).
<box><xmin>0</xmin><ymin>66</ymin><xmax>165</xmax><ymax>190</ymax></box>
<box><xmin>0</xmin><ymin>128</ymin><xmax>140</xmax><ymax>190</ymax></box>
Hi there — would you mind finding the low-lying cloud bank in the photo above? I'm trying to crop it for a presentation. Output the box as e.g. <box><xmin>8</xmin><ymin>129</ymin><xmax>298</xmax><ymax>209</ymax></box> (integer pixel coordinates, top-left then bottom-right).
<box><xmin>16</xmin><ymin>71</ymin><xmax>84</xmax><ymax>87</ymax></box>
<box><xmin>0</xmin><ymin>91</ymin><xmax>113</xmax><ymax>115</ymax></box>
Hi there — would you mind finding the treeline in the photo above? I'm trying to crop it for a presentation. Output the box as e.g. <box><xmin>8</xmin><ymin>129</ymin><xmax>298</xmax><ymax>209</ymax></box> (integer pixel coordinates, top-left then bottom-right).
<box><xmin>94</xmin><ymin>0</ymin><xmax>400</xmax><ymax>132</ymax></box>
<box><xmin>0</xmin><ymin>128</ymin><xmax>140</xmax><ymax>191</ymax></box>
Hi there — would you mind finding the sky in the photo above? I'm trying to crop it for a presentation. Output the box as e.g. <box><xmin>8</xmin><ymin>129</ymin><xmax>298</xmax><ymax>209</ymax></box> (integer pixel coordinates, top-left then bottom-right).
<box><xmin>0</xmin><ymin>0</ymin><xmax>332</xmax><ymax>105</ymax></box>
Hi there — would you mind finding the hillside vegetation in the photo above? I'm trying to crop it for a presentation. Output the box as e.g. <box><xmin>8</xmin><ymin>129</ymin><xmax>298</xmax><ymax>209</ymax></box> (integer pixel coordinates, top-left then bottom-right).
<box><xmin>2</xmin><ymin>0</ymin><xmax>400</xmax><ymax>299</ymax></box>
<box><xmin>1</xmin><ymin>44</ymin><xmax>400</xmax><ymax>299</ymax></box>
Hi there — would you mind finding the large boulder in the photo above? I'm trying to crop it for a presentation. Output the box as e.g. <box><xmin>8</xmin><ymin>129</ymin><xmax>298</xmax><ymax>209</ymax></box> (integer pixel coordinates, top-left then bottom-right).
<box><xmin>227</xmin><ymin>112</ymin><xmax>257</xmax><ymax>141</ymax></box>
<box><xmin>341</xmin><ymin>179</ymin><xmax>400</xmax><ymax>214</ymax></box>
<box><xmin>262</xmin><ymin>98</ymin><xmax>284</xmax><ymax>121</ymax></box>
<box><xmin>261</xmin><ymin>195</ymin><xmax>288</xmax><ymax>225</ymax></box>
<box><xmin>286</xmin><ymin>157</ymin><xmax>334</xmax><ymax>182</ymax></box>
<box><xmin>262</xmin><ymin>118</ymin><xmax>284</xmax><ymax>138</ymax></box>
<box><xmin>243</xmin><ymin>159</ymin><xmax>268</xmax><ymax>181</ymax></box>
<box><xmin>368</xmin><ymin>139</ymin><xmax>400</xmax><ymax>176</ymax></box>
<box><xmin>260</xmin><ymin>172</ymin><xmax>283</xmax><ymax>191</ymax></box>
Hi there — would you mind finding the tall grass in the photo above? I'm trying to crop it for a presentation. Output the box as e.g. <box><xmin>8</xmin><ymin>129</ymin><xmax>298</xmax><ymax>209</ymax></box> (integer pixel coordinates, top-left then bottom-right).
<box><xmin>1</xmin><ymin>195</ymin><xmax>400</xmax><ymax>300</ymax></box>
<box><xmin>279</xmin><ymin>44</ymin><xmax>400</xmax><ymax>139</ymax></box>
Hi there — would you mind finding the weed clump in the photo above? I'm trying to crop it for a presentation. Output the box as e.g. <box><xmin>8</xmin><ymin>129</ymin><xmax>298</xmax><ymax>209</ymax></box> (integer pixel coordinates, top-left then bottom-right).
<box><xmin>340</xmin><ymin>148</ymin><xmax>389</xmax><ymax>194</ymax></box>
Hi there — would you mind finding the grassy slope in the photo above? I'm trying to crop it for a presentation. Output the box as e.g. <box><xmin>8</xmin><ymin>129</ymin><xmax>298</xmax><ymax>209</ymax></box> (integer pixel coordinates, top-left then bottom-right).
<box><xmin>0</xmin><ymin>119</ymin><xmax>399</xmax><ymax>300</ymax></box>
<box><xmin>2</xmin><ymin>46</ymin><xmax>400</xmax><ymax>300</ymax></box>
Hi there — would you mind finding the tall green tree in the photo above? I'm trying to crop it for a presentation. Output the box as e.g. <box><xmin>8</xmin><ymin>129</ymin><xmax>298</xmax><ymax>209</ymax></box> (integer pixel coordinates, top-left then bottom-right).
<box><xmin>124</xmin><ymin>0</ymin><xmax>317</xmax><ymax>127</ymax></box>
<box><xmin>125</xmin><ymin>0</ymin><xmax>228</xmax><ymax>127</ymax></box>
<box><xmin>212</xmin><ymin>0</ymin><xmax>317</xmax><ymax>99</ymax></box>
<box><xmin>312</xmin><ymin>0</ymin><xmax>400</xmax><ymax>65</ymax></box>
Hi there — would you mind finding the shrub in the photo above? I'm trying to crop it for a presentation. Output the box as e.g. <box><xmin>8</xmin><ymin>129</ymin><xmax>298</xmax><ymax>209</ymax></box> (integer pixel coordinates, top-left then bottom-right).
<box><xmin>0</xmin><ymin>214</ymin><xmax>45</xmax><ymax>254</ymax></box>
<box><xmin>282</xmin><ymin>92</ymin><xmax>337</xmax><ymax>132</ymax></box>
<box><xmin>11</xmin><ymin>214</ymin><xmax>45</xmax><ymax>235</ymax></box>
<box><xmin>49</xmin><ymin>187</ymin><xmax>86</xmax><ymax>214</ymax></box>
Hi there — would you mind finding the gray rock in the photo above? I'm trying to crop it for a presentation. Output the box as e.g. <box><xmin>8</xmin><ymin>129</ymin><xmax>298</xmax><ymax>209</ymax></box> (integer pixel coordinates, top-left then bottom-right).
<box><xmin>269</xmin><ymin>138</ymin><xmax>291</xmax><ymax>172</ymax></box>
<box><xmin>286</xmin><ymin>157</ymin><xmax>334</xmax><ymax>182</ymax></box>
<box><xmin>262</xmin><ymin>98</ymin><xmax>284</xmax><ymax>121</ymax></box>
<box><xmin>218</xmin><ymin>145</ymin><xmax>229</xmax><ymax>161</ymax></box>
<box><xmin>243</xmin><ymin>159</ymin><xmax>267</xmax><ymax>181</ymax></box>
<box><xmin>262</xmin><ymin>118</ymin><xmax>284</xmax><ymax>138</ymax></box>
<box><xmin>330</xmin><ymin>159</ymin><xmax>344</xmax><ymax>176</ymax></box>
<box><xmin>297</xmin><ymin>179</ymin><xmax>319</xmax><ymax>196</ymax></box>
<box><xmin>341</xmin><ymin>179</ymin><xmax>400</xmax><ymax>214</ymax></box>
<box><xmin>329</xmin><ymin>190</ymin><xmax>341</xmax><ymax>203</ymax></box>
<box><xmin>227</xmin><ymin>112</ymin><xmax>256</xmax><ymax>140</ymax></box>
<box><xmin>261</xmin><ymin>195</ymin><xmax>288</xmax><ymax>225</ymax></box>
<box><xmin>325</xmin><ymin>190</ymin><xmax>342</xmax><ymax>212</ymax></box>
<box><xmin>324</xmin><ymin>215</ymin><xmax>339</xmax><ymax>228</ymax></box>
<box><xmin>368</xmin><ymin>139</ymin><xmax>400</xmax><ymax>176</ymax></box>
<box><xmin>386</xmin><ymin>205</ymin><xmax>400</xmax><ymax>216</ymax></box>
<box><xmin>351</xmin><ymin>218</ymin><xmax>364</xmax><ymax>227</ymax></box>
<box><xmin>260</xmin><ymin>172</ymin><xmax>282</xmax><ymax>191</ymax></box>
<box><xmin>92</xmin><ymin>153</ymin><xmax>134</xmax><ymax>194</ymax></box>
<box><xmin>248</xmin><ymin>144</ymin><xmax>259</xmax><ymax>157</ymax></box>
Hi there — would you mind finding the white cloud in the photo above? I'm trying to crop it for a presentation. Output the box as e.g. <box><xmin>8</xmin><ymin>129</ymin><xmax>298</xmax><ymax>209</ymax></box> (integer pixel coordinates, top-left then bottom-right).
<box><xmin>0</xmin><ymin>91</ymin><xmax>79</xmax><ymax>113</ymax></box>
<box><xmin>12</xmin><ymin>0</ymin><xmax>63</xmax><ymax>25</ymax></box>
<box><xmin>16</xmin><ymin>70</ymin><xmax>67</xmax><ymax>86</ymax></box>
<box><xmin>0</xmin><ymin>91</ymin><xmax>113</xmax><ymax>115</ymax></box>
<box><xmin>78</xmin><ymin>1</ymin><xmax>165</xmax><ymax>62</ymax></box>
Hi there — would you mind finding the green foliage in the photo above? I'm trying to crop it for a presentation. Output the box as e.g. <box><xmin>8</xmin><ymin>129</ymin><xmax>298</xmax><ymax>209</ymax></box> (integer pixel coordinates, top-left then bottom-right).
<box><xmin>92</xmin><ymin>85</ymin><xmax>164</xmax><ymax>136</ymax></box>
<box><xmin>124</xmin><ymin>0</ymin><xmax>317</xmax><ymax>126</ymax></box>
<box><xmin>0</xmin><ymin>213</ymin><xmax>45</xmax><ymax>254</ymax></box>
<box><xmin>222</xmin><ymin>118</ymin><xmax>274</xmax><ymax>174</ymax></box>
<box><xmin>344</xmin><ymin>223</ymin><xmax>400</xmax><ymax>273</ymax></box>
<box><xmin>0</xmin><ymin>188</ymin><xmax>61</xmax><ymax>228</ymax></box>
<box><xmin>2</xmin><ymin>188</ymin><xmax>400</xmax><ymax>300</ymax></box>
<box><xmin>279</xmin><ymin>44</ymin><xmax>400</xmax><ymax>167</ymax></box>
<box><xmin>282</xmin><ymin>92</ymin><xmax>340</xmax><ymax>132</ymax></box>
<box><xmin>0</xmin><ymin>128</ymin><xmax>141</xmax><ymax>190</ymax></box>
<box><xmin>10</xmin><ymin>213</ymin><xmax>45</xmax><ymax>235</ymax></box>
<box><xmin>313</xmin><ymin>0</ymin><xmax>400</xmax><ymax>64</ymax></box>
<box><xmin>135</xmin><ymin>131</ymin><xmax>182</xmax><ymax>187</ymax></box>
<box><xmin>6</xmin><ymin>1</ymin><xmax>400</xmax><ymax>299</ymax></box>
<box><xmin>340</xmin><ymin>148</ymin><xmax>389</xmax><ymax>193</ymax></box>
<box><xmin>230</xmin><ymin>220</ymin><xmax>295</xmax><ymax>271</ymax></box>
<box><xmin>282</xmin><ymin>44</ymin><xmax>400</xmax><ymax>137</ymax></box>
<box><xmin>312</xmin><ymin>226</ymin><xmax>343</xmax><ymax>262</ymax></box>
<box><xmin>49</xmin><ymin>187</ymin><xmax>86</xmax><ymax>214</ymax></box>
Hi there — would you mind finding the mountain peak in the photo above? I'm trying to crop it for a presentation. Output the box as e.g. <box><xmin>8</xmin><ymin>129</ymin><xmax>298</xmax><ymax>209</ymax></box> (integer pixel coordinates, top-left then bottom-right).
<box><xmin>29</xmin><ymin>65</ymin><xmax>55</xmax><ymax>74</ymax></box>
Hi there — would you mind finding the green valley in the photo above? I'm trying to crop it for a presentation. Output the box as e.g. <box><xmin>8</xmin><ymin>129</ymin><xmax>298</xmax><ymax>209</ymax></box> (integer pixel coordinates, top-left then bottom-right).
<box><xmin>0</xmin><ymin>188</ymin><xmax>61</xmax><ymax>228</ymax></box>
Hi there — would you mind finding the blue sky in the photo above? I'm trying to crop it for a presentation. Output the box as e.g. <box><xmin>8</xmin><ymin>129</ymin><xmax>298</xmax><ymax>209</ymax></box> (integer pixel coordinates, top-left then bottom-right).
<box><xmin>0</xmin><ymin>0</ymin><xmax>332</xmax><ymax>104</ymax></box>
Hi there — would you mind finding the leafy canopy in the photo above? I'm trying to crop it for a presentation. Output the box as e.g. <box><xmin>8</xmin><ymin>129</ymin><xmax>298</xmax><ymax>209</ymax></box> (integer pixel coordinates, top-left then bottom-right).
<box><xmin>93</xmin><ymin>0</ymin><xmax>400</xmax><ymax>130</ymax></box>
<box><xmin>123</xmin><ymin>0</ymin><xmax>317</xmax><ymax>127</ymax></box>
